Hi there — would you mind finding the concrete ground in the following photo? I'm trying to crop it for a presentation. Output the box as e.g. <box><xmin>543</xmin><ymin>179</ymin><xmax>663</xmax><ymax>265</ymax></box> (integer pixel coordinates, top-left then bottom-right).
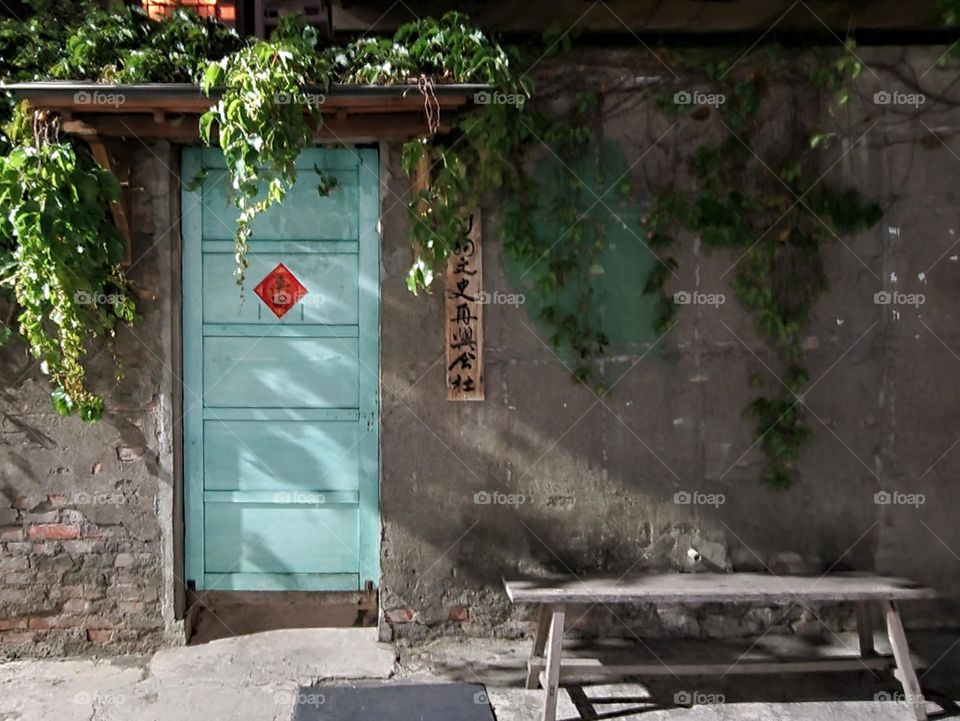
<box><xmin>397</xmin><ymin>630</ymin><xmax>960</xmax><ymax>721</ymax></box>
<box><xmin>0</xmin><ymin>629</ymin><xmax>396</xmax><ymax>721</ymax></box>
<box><xmin>1</xmin><ymin>628</ymin><xmax>958</xmax><ymax>720</ymax></box>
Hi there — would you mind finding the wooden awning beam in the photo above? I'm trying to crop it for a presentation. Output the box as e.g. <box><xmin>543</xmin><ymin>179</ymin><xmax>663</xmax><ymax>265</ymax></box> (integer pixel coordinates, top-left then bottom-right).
<box><xmin>61</xmin><ymin>111</ymin><xmax>450</xmax><ymax>142</ymax></box>
<box><xmin>85</xmin><ymin>136</ymin><xmax>133</xmax><ymax>266</ymax></box>
<box><xmin>3</xmin><ymin>82</ymin><xmax>482</xmax><ymax>141</ymax></box>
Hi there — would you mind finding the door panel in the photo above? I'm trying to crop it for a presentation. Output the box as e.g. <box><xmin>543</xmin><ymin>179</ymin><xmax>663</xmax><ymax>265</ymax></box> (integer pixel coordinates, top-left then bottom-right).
<box><xmin>204</xmin><ymin>503</ymin><xmax>359</xmax><ymax>573</ymax></box>
<box><xmin>202</xmin><ymin>336</ymin><xmax>360</xmax><ymax>408</ymax></box>
<box><xmin>200</xmin><ymin>168</ymin><xmax>360</xmax><ymax>240</ymax></box>
<box><xmin>182</xmin><ymin>147</ymin><xmax>379</xmax><ymax>592</ymax></box>
<box><xmin>203</xmin><ymin>420</ymin><xmax>362</xmax><ymax>492</ymax></box>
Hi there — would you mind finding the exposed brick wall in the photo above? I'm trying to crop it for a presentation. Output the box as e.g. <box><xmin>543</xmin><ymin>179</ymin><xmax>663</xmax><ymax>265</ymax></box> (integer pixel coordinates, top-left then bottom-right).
<box><xmin>0</xmin><ymin>491</ymin><xmax>163</xmax><ymax>655</ymax></box>
<box><xmin>0</xmin><ymin>141</ymin><xmax>180</xmax><ymax>657</ymax></box>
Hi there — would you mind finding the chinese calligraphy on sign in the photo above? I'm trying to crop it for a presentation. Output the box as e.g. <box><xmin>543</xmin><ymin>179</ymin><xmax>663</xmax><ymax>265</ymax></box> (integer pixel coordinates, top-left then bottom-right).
<box><xmin>445</xmin><ymin>211</ymin><xmax>484</xmax><ymax>400</ymax></box>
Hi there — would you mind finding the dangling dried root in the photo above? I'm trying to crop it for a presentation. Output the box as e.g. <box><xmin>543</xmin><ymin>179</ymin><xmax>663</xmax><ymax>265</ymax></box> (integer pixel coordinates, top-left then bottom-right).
<box><xmin>417</xmin><ymin>74</ymin><xmax>441</xmax><ymax>135</ymax></box>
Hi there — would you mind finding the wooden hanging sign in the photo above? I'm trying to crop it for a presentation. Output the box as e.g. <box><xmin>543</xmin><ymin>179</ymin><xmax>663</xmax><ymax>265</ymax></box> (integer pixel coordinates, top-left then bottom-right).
<box><xmin>445</xmin><ymin>211</ymin><xmax>484</xmax><ymax>401</ymax></box>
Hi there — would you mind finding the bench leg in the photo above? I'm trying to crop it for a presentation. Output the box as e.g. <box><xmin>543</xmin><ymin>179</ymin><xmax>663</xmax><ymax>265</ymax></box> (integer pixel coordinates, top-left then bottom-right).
<box><xmin>883</xmin><ymin>601</ymin><xmax>927</xmax><ymax>721</ymax></box>
<box><xmin>540</xmin><ymin>604</ymin><xmax>566</xmax><ymax>721</ymax></box>
<box><xmin>856</xmin><ymin>601</ymin><xmax>875</xmax><ymax>657</ymax></box>
<box><xmin>526</xmin><ymin>604</ymin><xmax>551</xmax><ymax>689</ymax></box>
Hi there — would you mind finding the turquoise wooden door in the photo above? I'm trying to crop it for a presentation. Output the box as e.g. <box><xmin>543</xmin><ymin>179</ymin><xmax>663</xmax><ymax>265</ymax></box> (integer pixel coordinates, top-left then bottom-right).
<box><xmin>181</xmin><ymin>147</ymin><xmax>379</xmax><ymax>592</ymax></box>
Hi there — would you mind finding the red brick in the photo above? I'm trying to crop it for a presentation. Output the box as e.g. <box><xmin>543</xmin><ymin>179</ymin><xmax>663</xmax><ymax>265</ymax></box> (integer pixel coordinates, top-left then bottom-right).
<box><xmin>448</xmin><ymin>605</ymin><xmax>470</xmax><ymax>622</ymax></box>
<box><xmin>11</xmin><ymin>497</ymin><xmax>28</xmax><ymax>510</ymax></box>
<box><xmin>28</xmin><ymin>616</ymin><xmax>83</xmax><ymax>629</ymax></box>
<box><xmin>27</xmin><ymin>524</ymin><xmax>80</xmax><ymax>540</ymax></box>
<box><xmin>47</xmin><ymin>495</ymin><xmax>70</xmax><ymax>507</ymax></box>
<box><xmin>0</xmin><ymin>619</ymin><xmax>27</xmax><ymax>631</ymax></box>
<box><xmin>0</xmin><ymin>630</ymin><xmax>35</xmax><ymax>643</ymax></box>
<box><xmin>86</xmin><ymin>629</ymin><xmax>113</xmax><ymax>643</ymax></box>
<box><xmin>385</xmin><ymin>608</ymin><xmax>415</xmax><ymax>624</ymax></box>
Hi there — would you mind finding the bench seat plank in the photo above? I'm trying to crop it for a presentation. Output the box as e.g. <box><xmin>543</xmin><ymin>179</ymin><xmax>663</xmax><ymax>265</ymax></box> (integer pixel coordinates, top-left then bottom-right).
<box><xmin>504</xmin><ymin>572</ymin><xmax>935</xmax><ymax>604</ymax></box>
<box><xmin>527</xmin><ymin>655</ymin><xmax>894</xmax><ymax>678</ymax></box>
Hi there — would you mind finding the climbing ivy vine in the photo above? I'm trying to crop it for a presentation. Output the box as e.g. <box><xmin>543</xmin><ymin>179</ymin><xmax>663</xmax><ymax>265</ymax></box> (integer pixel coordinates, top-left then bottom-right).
<box><xmin>0</xmin><ymin>4</ymin><xmax>241</xmax><ymax>420</ymax></box>
<box><xmin>198</xmin><ymin>12</ymin><xmax>523</xmax><ymax>285</ymax></box>
<box><xmin>642</xmin><ymin>54</ymin><xmax>882</xmax><ymax>488</ymax></box>
<box><xmin>0</xmin><ymin>1</ymin><xmax>914</xmax><ymax>495</ymax></box>
<box><xmin>0</xmin><ymin>4</ymin><xmax>523</xmax><ymax>417</ymax></box>
<box><xmin>199</xmin><ymin>18</ymin><xmax>326</xmax><ymax>283</ymax></box>
<box><xmin>0</xmin><ymin>125</ymin><xmax>135</xmax><ymax>421</ymax></box>
<box><xmin>496</xmin><ymin>93</ymin><xmax>626</xmax><ymax>387</ymax></box>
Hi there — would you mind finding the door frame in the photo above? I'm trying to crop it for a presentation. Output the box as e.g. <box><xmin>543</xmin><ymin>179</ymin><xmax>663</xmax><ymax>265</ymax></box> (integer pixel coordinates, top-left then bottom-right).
<box><xmin>179</xmin><ymin>146</ymin><xmax>381</xmax><ymax>592</ymax></box>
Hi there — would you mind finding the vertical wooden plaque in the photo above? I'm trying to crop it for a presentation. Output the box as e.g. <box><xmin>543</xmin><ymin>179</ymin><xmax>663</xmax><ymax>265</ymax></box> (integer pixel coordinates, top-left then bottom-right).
<box><xmin>445</xmin><ymin>211</ymin><xmax>484</xmax><ymax>400</ymax></box>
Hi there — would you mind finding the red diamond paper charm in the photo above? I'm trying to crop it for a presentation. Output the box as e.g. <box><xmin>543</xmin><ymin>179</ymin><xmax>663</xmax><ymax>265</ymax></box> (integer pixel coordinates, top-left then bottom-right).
<box><xmin>254</xmin><ymin>263</ymin><xmax>308</xmax><ymax>318</ymax></box>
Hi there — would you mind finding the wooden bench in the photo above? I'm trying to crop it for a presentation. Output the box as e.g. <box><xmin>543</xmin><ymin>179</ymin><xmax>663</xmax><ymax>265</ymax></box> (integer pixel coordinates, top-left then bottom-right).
<box><xmin>504</xmin><ymin>573</ymin><xmax>936</xmax><ymax>721</ymax></box>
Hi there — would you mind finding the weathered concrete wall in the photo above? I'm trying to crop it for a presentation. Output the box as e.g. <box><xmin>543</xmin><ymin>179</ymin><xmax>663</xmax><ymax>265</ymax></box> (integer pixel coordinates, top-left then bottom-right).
<box><xmin>378</xmin><ymin>45</ymin><xmax>960</xmax><ymax>641</ymax></box>
<box><xmin>0</xmin><ymin>142</ymin><xmax>181</xmax><ymax>656</ymax></box>
<box><xmin>2</xmin><ymin>46</ymin><xmax>960</xmax><ymax>657</ymax></box>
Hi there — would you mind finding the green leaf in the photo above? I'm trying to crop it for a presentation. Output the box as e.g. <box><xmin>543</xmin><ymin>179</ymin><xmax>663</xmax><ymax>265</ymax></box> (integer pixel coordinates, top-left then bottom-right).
<box><xmin>51</xmin><ymin>388</ymin><xmax>72</xmax><ymax>416</ymax></box>
<box><xmin>198</xmin><ymin>112</ymin><xmax>215</xmax><ymax>146</ymax></box>
<box><xmin>201</xmin><ymin>60</ymin><xmax>225</xmax><ymax>92</ymax></box>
